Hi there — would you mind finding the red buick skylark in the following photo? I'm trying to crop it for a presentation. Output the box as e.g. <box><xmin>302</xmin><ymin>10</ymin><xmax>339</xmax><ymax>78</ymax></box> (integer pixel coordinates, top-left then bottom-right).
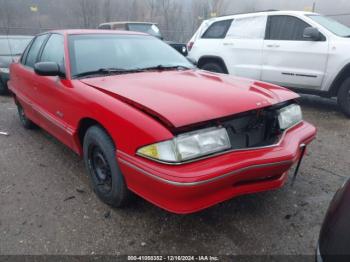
<box><xmin>9</xmin><ymin>30</ymin><xmax>316</xmax><ymax>214</ymax></box>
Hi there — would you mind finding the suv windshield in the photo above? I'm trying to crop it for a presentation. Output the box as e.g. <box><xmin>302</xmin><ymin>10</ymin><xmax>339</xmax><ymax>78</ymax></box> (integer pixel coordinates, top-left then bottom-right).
<box><xmin>308</xmin><ymin>15</ymin><xmax>350</xmax><ymax>37</ymax></box>
<box><xmin>0</xmin><ymin>37</ymin><xmax>32</xmax><ymax>56</ymax></box>
<box><xmin>127</xmin><ymin>23</ymin><xmax>162</xmax><ymax>38</ymax></box>
<box><xmin>68</xmin><ymin>34</ymin><xmax>193</xmax><ymax>78</ymax></box>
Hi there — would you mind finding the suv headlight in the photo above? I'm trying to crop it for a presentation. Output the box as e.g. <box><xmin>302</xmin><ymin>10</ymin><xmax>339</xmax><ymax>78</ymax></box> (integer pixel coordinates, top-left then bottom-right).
<box><xmin>0</xmin><ymin>68</ymin><xmax>9</xmax><ymax>74</ymax></box>
<box><xmin>137</xmin><ymin>127</ymin><xmax>231</xmax><ymax>163</ymax></box>
<box><xmin>278</xmin><ymin>104</ymin><xmax>302</xmax><ymax>130</ymax></box>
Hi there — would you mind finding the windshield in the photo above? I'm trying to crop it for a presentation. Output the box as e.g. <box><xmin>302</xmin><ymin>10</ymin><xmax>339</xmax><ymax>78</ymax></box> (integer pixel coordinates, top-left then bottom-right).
<box><xmin>308</xmin><ymin>15</ymin><xmax>350</xmax><ymax>37</ymax></box>
<box><xmin>127</xmin><ymin>24</ymin><xmax>162</xmax><ymax>38</ymax></box>
<box><xmin>68</xmin><ymin>34</ymin><xmax>193</xmax><ymax>77</ymax></box>
<box><xmin>0</xmin><ymin>37</ymin><xmax>32</xmax><ymax>56</ymax></box>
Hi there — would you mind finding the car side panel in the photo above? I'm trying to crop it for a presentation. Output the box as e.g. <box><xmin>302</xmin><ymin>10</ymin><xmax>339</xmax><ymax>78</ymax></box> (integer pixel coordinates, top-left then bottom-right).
<box><xmin>54</xmin><ymin>80</ymin><xmax>175</xmax><ymax>156</ymax></box>
<box><xmin>9</xmin><ymin>64</ymin><xmax>41</xmax><ymax>123</ymax></box>
<box><xmin>262</xmin><ymin>39</ymin><xmax>329</xmax><ymax>89</ymax></box>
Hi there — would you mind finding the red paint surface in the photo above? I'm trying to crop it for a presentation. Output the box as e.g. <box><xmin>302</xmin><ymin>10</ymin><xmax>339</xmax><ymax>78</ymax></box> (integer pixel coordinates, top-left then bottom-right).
<box><xmin>9</xmin><ymin>30</ymin><xmax>316</xmax><ymax>213</ymax></box>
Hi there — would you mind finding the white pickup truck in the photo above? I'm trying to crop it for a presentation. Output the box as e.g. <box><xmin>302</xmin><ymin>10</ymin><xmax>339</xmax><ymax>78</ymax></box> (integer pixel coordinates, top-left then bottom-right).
<box><xmin>188</xmin><ymin>10</ymin><xmax>350</xmax><ymax>117</ymax></box>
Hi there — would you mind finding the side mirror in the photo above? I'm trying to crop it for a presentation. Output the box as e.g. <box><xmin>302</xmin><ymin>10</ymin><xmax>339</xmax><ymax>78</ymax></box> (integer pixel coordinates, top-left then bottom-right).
<box><xmin>34</xmin><ymin>62</ymin><xmax>62</xmax><ymax>77</ymax></box>
<box><xmin>303</xmin><ymin>27</ymin><xmax>321</xmax><ymax>41</ymax></box>
<box><xmin>187</xmin><ymin>57</ymin><xmax>197</xmax><ymax>66</ymax></box>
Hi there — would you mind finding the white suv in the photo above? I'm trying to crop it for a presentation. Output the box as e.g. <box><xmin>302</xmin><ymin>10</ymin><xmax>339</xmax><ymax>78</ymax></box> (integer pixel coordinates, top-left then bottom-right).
<box><xmin>188</xmin><ymin>10</ymin><xmax>350</xmax><ymax>117</ymax></box>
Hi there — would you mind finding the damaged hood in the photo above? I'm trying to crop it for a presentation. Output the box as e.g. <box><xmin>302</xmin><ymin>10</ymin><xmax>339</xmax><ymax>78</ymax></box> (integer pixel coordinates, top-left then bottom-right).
<box><xmin>80</xmin><ymin>70</ymin><xmax>299</xmax><ymax>128</ymax></box>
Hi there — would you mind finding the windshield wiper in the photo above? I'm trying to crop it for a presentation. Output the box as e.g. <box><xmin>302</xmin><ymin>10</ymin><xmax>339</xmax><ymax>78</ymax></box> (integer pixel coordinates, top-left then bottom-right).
<box><xmin>138</xmin><ymin>65</ymin><xmax>192</xmax><ymax>71</ymax></box>
<box><xmin>73</xmin><ymin>68</ymin><xmax>143</xmax><ymax>78</ymax></box>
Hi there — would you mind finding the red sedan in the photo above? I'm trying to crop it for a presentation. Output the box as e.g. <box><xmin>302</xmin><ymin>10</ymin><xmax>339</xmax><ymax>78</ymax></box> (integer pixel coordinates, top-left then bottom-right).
<box><xmin>9</xmin><ymin>30</ymin><xmax>316</xmax><ymax>214</ymax></box>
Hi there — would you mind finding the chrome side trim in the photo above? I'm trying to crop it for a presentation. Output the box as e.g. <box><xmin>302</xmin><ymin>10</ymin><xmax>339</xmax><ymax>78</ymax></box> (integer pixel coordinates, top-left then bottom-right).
<box><xmin>118</xmin><ymin>158</ymin><xmax>294</xmax><ymax>187</ymax></box>
<box><xmin>136</xmin><ymin>121</ymin><xmax>303</xmax><ymax>166</ymax></box>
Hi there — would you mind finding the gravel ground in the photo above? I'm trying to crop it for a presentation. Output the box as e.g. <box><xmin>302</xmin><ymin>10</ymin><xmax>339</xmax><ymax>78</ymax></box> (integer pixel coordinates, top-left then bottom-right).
<box><xmin>0</xmin><ymin>94</ymin><xmax>349</xmax><ymax>256</ymax></box>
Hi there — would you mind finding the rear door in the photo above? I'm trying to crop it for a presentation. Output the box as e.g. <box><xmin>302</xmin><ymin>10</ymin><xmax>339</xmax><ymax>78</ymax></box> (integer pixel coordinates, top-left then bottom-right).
<box><xmin>223</xmin><ymin>15</ymin><xmax>267</xmax><ymax>80</ymax></box>
<box><xmin>16</xmin><ymin>34</ymin><xmax>49</xmax><ymax>122</ymax></box>
<box><xmin>262</xmin><ymin>15</ymin><xmax>329</xmax><ymax>90</ymax></box>
<box><xmin>189</xmin><ymin>19</ymin><xmax>232</xmax><ymax>62</ymax></box>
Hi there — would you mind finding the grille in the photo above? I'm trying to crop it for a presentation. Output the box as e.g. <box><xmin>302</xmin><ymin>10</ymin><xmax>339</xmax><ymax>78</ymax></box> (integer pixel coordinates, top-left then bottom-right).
<box><xmin>222</xmin><ymin>109</ymin><xmax>281</xmax><ymax>150</ymax></box>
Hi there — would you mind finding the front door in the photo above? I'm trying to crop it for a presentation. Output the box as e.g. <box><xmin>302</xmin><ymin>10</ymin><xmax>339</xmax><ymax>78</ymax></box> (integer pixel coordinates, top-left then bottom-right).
<box><xmin>262</xmin><ymin>15</ymin><xmax>329</xmax><ymax>90</ymax></box>
<box><xmin>34</xmin><ymin>33</ymin><xmax>73</xmax><ymax>148</ymax></box>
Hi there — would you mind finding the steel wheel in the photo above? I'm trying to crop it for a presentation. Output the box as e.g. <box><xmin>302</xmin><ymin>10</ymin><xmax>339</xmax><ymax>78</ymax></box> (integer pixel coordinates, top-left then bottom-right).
<box><xmin>89</xmin><ymin>145</ymin><xmax>113</xmax><ymax>194</ymax></box>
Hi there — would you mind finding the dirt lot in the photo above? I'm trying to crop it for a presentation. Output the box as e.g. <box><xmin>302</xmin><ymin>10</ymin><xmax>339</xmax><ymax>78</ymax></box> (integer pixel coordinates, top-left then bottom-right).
<box><xmin>0</xmin><ymin>94</ymin><xmax>349</xmax><ymax>256</ymax></box>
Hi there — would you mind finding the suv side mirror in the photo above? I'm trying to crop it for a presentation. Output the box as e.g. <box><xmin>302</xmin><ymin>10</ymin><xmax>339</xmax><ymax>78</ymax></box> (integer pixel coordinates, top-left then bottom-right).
<box><xmin>34</xmin><ymin>62</ymin><xmax>62</xmax><ymax>77</ymax></box>
<box><xmin>303</xmin><ymin>27</ymin><xmax>321</xmax><ymax>41</ymax></box>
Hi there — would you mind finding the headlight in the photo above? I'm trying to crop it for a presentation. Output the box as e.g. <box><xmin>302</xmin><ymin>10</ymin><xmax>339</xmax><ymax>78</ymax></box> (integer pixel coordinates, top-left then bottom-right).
<box><xmin>0</xmin><ymin>68</ymin><xmax>9</xmax><ymax>74</ymax></box>
<box><xmin>137</xmin><ymin>127</ymin><xmax>231</xmax><ymax>163</ymax></box>
<box><xmin>278</xmin><ymin>104</ymin><xmax>302</xmax><ymax>130</ymax></box>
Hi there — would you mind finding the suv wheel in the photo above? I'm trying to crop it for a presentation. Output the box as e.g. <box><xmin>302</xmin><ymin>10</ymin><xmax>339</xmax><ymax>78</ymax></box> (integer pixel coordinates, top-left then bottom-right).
<box><xmin>201</xmin><ymin>62</ymin><xmax>225</xmax><ymax>73</ymax></box>
<box><xmin>337</xmin><ymin>78</ymin><xmax>350</xmax><ymax>117</ymax></box>
<box><xmin>83</xmin><ymin>126</ymin><xmax>131</xmax><ymax>207</ymax></box>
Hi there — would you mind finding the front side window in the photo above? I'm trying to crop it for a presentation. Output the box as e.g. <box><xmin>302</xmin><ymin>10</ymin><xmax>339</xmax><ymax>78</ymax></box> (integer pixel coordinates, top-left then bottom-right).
<box><xmin>202</xmin><ymin>19</ymin><xmax>233</xmax><ymax>39</ymax></box>
<box><xmin>226</xmin><ymin>16</ymin><xmax>267</xmax><ymax>39</ymax></box>
<box><xmin>25</xmin><ymin>34</ymin><xmax>48</xmax><ymax>68</ymax></box>
<box><xmin>68</xmin><ymin>34</ymin><xmax>193</xmax><ymax>77</ymax></box>
<box><xmin>308</xmin><ymin>15</ymin><xmax>350</xmax><ymax>37</ymax></box>
<box><xmin>267</xmin><ymin>15</ymin><xmax>310</xmax><ymax>41</ymax></box>
<box><xmin>40</xmin><ymin>34</ymin><xmax>65</xmax><ymax>71</ymax></box>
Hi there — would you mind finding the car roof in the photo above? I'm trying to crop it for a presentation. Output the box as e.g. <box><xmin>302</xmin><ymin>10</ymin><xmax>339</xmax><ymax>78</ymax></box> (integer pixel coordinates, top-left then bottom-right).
<box><xmin>206</xmin><ymin>10</ymin><xmax>318</xmax><ymax>22</ymax></box>
<box><xmin>0</xmin><ymin>35</ymin><xmax>33</xmax><ymax>39</ymax></box>
<box><xmin>99</xmin><ymin>21</ymin><xmax>157</xmax><ymax>26</ymax></box>
<box><xmin>40</xmin><ymin>29</ymin><xmax>147</xmax><ymax>36</ymax></box>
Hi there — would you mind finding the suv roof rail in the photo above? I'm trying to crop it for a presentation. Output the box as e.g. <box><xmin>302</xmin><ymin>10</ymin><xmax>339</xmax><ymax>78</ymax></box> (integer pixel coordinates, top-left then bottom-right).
<box><xmin>217</xmin><ymin>9</ymin><xmax>280</xmax><ymax>18</ymax></box>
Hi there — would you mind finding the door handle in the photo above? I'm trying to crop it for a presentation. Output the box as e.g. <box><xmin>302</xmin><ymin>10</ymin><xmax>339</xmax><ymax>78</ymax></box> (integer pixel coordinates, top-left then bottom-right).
<box><xmin>223</xmin><ymin>42</ymin><xmax>234</xmax><ymax>46</ymax></box>
<box><xmin>266</xmin><ymin>44</ymin><xmax>280</xmax><ymax>48</ymax></box>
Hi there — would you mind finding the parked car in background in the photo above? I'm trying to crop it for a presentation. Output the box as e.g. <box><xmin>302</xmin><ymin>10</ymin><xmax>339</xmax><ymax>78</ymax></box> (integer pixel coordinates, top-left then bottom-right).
<box><xmin>0</xmin><ymin>35</ymin><xmax>32</xmax><ymax>94</ymax></box>
<box><xmin>9</xmin><ymin>30</ymin><xmax>316</xmax><ymax>214</ymax></box>
<box><xmin>98</xmin><ymin>21</ymin><xmax>188</xmax><ymax>56</ymax></box>
<box><xmin>317</xmin><ymin>178</ymin><xmax>350</xmax><ymax>262</ymax></box>
<box><xmin>188</xmin><ymin>10</ymin><xmax>350</xmax><ymax>117</ymax></box>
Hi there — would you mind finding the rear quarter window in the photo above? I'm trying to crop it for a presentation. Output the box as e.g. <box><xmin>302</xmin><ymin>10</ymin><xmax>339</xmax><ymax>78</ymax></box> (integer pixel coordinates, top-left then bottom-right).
<box><xmin>98</xmin><ymin>24</ymin><xmax>111</xmax><ymax>29</ymax></box>
<box><xmin>201</xmin><ymin>19</ymin><xmax>233</xmax><ymax>39</ymax></box>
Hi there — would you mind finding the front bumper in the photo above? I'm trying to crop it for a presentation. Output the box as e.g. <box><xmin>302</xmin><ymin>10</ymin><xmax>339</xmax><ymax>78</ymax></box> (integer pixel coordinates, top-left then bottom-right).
<box><xmin>117</xmin><ymin>121</ymin><xmax>316</xmax><ymax>214</ymax></box>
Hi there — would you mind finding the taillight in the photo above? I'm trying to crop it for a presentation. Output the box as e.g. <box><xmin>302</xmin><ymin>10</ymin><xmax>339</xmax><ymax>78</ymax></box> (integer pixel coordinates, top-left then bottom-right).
<box><xmin>187</xmin><ymin>41</ymin><xmax>194</xmax><ymax>52</ymax></box>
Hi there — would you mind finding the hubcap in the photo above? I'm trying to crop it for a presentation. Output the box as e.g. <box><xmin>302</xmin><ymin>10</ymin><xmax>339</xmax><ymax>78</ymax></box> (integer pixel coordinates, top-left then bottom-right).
<box><xmin>89</xmin><ymin>146</ymin><xmax>112</xmax><ymax>193</ymax></box>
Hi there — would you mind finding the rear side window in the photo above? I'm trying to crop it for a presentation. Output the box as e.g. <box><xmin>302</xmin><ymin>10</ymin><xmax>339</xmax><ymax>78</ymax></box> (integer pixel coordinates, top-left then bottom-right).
<box><xmin>25</xmin><ymin>34</ymin><xmax>48</xmax><ymax>68</ymax></box>
<box><xmin>202</xmin><ymin>19</ymin><xmax>232</xmax><ymax>39</ymax></box>
<box><xmin>266</xmin><ymin>15</ymin><xmax>310</xmax><ymax>41</ymax></box>
<box><xmin>40</xmin><ymin>34</ymin><xmax>65</xmax><ymax>71</ymax></box>
<box><xmin>98</xmin><ymin>24</ymin><xmax>111</xmax><ymax>29</ymax></box>
<box><xmin>227</xmin><ymin>16</ymin><xmax>267</xmax><ymax>39</ymax></box>
<box><xmin>112</xmin><ymin>24</ymin><xmax>126</xmax><ymax>30</ymax></box>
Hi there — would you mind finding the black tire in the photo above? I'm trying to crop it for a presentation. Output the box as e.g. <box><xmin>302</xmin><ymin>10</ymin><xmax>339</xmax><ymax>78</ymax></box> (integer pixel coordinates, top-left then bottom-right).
<box><xmin>0</xmin><ymin>80</ymin><xmax>8</xmax><ymax>95</ymax></box>
<box><xmin>200</xmin><ymin>62</ymin><xmax>225</xmax><ymax>73</ymax></box>
<box><xmin>337</xmin><ymin>78</ymin><xmax>350</xmax><ymax>117</ymax></box>
<box><xmin>83</xmin><ymin>126</ymin><xmax>130</xmax><ymax>207</ymax></box>
<box><xmin>16</xmin><ymin>102</ymin><xmax>37</xmax><ymax>129</ymax></box>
